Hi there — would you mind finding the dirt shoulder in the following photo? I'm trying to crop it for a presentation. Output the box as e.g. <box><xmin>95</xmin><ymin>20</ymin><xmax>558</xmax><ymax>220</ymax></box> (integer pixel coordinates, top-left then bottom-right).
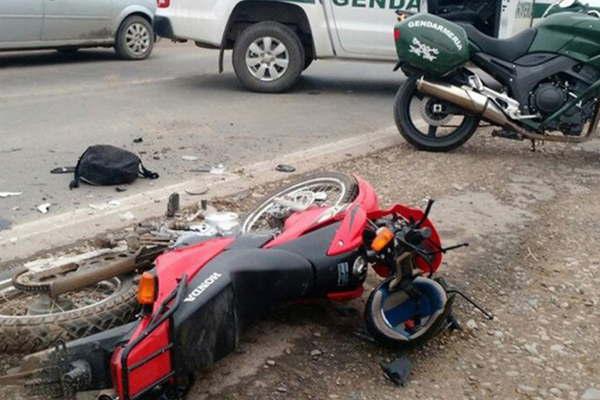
<box><xmin>1</xmin><ymin>131</ymin><xmax>600</xmax><ymax>400</ymax></box>
<box><xmin>189</xmin><ymin>133</ymin><xmax>600</xmax><ymax>400</ymax></box>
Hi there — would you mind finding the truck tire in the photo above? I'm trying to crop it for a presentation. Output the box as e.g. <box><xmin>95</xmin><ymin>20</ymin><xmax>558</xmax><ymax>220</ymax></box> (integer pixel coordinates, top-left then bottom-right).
<box><xmin>115</xmin><ymin>15</ymin><xmax>154</xmax><ymax>60</ymax></box>
<box><xmin>232</xmin><ymin>21</ymin><xmax>305</xmax><ymax>93</ymax></box>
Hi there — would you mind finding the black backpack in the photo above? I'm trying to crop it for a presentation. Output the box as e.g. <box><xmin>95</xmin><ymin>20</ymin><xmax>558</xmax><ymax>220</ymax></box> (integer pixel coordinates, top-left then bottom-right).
<box><xmin>69</xmin><ymin>145</ymin><xmax>159</xmax><ymax>189</ymax></box>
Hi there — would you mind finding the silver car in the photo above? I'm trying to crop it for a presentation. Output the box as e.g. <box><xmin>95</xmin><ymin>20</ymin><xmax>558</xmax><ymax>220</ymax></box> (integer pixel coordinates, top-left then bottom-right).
<box><xmin>0</xmin><ymin>0</ymin><xmax>156</xmax><ymax>59</ymax></box>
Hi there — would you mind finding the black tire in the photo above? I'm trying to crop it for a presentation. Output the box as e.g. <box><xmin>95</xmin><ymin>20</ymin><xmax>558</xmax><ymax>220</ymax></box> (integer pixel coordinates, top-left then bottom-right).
<box><xmin>115</xmin><ymin>15</ymin><xmax>154</xmax><ymax>60</ymax></box>
<box><xmin>241</xmin><ymin>172</ymin><xmax>358</xmax><ymax>233</ymax></box>
<box><xmin>394</xmin><ymin>77</ymin><xmax>479</xmax><ymax>152</ymax></box>
<box><xmin>365</xmin><ymin>277</ymin><xmax>454</xmax><ymax>350</ymax></box>
<box><xmin>0</xmin><ymin>274</ymin><xmax>138</xmax><ymax>354</ymax></box>
<box><xmin>56</xmin><ymin>47</ymin><xmax>79</xmax><ymax>55</ymax></box>
<box><xmin>232</xmin><ymin>21</ymin><xmax>305</xmax><ymax>93</ymax></box>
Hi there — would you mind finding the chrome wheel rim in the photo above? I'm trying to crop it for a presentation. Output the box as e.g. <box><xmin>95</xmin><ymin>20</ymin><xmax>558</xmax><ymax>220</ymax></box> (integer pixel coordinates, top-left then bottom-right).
<box><xmin>242</xmin><ymin>177</ymin><xmax>349</xmax><ymax>233</ymax></box>
<box><xmin>245</xmin><ymin>36</ymin><xmax>289</xmax><ymax>82</ymax></box>
<box><xmin>125</xmin><ymin>23</ymin><xmax>151</xmax><ymax>56</ymax></box>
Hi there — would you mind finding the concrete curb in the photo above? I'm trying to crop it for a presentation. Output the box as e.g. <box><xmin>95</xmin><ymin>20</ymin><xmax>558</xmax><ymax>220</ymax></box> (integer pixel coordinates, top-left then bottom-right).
<box><xmin>0</xmin><ymin>126</ymin><xmax>402</xmax><ymax>261</ymax></box>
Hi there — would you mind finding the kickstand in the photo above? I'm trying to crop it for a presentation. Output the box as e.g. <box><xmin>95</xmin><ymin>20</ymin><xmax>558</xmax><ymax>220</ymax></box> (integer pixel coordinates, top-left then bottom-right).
<box><xmin>447</xmin><ymin>289</ymin><xmax>494</xmax><ymax>320</ymax></box>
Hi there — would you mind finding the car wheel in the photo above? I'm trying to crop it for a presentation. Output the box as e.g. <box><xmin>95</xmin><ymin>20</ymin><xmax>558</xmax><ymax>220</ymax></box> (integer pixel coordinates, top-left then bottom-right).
<box><xmin>115</xmin><ymin>15</ymin><xmax>154</xmax><ymax>60</ymax></box>
<box><xmin>232</xmin><ymin>21</ymin><xmax>305</xmax><ymax>93</ymax></box>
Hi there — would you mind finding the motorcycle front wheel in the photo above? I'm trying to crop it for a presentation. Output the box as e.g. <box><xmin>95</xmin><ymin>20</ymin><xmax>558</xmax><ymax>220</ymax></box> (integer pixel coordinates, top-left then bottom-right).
<box><xmin>394</xmin><ymin>77</ymin><xmax>480</xmax><ymax>152</ymax></box>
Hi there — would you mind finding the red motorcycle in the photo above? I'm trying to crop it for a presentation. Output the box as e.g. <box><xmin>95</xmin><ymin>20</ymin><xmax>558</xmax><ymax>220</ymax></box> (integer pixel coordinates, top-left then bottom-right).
<box><xmin>1</xmin><ymin>172</ymin><xmax>480</xmax><ymax>400</ymax></box>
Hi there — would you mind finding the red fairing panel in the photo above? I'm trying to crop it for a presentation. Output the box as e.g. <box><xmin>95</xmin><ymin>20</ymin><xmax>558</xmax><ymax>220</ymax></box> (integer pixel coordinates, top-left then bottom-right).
<box><xmin>112</xmin><ymin>237</ymin><xmax>234</xmax><ymax>399</ymax></box>
<box><xmin>326</xmin><ymin>204</ymin><xmax>367</xmax><ymax>256</ymax></box>
<box><xmin>368</xmin><ymin>204</ymin><xmax>443</xmax><ymax>273</ymax></box>
<box><xmin>265</xmin><ymin>207</ymin><xmax>327</xmax><ymax>249</ymax></box>
<box><xmin>153</xmin><ymin>237</ymin><xmax>234</xmax><ymax>310</ymax></box>
<box><xmin>352</xmin><ymin>176</ymin><xmax>379</xmax><ymax>214</ymax></box>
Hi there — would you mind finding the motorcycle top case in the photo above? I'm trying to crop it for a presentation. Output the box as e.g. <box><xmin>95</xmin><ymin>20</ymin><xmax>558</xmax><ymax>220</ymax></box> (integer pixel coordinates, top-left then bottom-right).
<box><xmin>395</xmin><ymin>14</ymin><xmax>469</xmax><ymax>77</ymax></box>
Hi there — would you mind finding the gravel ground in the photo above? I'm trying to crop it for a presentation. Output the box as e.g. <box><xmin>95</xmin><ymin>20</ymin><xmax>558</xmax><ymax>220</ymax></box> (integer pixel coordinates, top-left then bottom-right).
<box><xmin>1</xmin><ymin>130</ymin><xmax>600</xmax><ymax>400</ymax></box>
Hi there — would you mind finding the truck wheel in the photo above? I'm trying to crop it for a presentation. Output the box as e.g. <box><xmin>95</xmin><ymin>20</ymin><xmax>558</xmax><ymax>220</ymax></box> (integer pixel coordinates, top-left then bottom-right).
<box><xmin>232</xmin><ymin>22</ymin><xmax>305</xmax><ymax>93</ymax></box>
<box><xmin>115</xmin><ymin>15</ymin><xmax>154</xmax><ymax>60</ymax></box>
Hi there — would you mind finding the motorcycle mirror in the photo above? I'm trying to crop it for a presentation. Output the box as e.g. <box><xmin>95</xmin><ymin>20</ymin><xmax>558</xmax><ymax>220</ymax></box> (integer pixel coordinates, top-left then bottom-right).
<box><xmin>416</xmin><ymin>198</ymin><xmax>435</xmax><ymax>227</ymax></box>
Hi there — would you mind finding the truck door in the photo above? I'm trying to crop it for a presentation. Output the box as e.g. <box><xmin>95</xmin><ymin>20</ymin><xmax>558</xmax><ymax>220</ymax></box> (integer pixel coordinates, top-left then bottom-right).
<box><xmin>0</xmin><ymin>0</ymin><xmax>43</xmax><ymax>43</ymax></box>
<box><xmin>327</xmin><ymin>0</ymin><xmax>422</xmax><ymax>57</ymax></box>
<box><xmin>42</xmin><ymin>0</ymin><xmax>113</xmax><ymax>42</ymax></box>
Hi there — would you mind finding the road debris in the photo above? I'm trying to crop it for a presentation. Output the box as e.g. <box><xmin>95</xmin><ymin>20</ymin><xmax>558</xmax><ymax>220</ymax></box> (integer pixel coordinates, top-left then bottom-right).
<box><xmin>89</xmin><ymin>200</ymin><xmax>121</xmax><ymax>211</ymax></box>
<box><xmin>182</xmin><ymin>155</ymin><xmax>200</xmax><ymax>161</ymax></box>
<box><xmin>37</xmin><ymin>203</ymin><xmax>51</xmax><ymax>214</ymax></box>
<box><xmin>0</xmin><ymin>218</ymin><xmax>11</xmax><ymax>231</ymax></box>
<box><xmin>50</xmin><ymin>167</ymin><xmax>75</xmax><ymax>174</ymax></box>
<box><xmin>133</xmin><ymin>137</ymin><xmax>144</xmax><ymax>143</ymax></box>
<box><xmin>380</xmin><ymin>355</ymin><xmax>412</xmax><ymax>386</ymax></box>
<box><xmin>275</xmin><ymin>164</ymin><xmax>296</xmax><ymax>173</ymax></box>
<box><xmin>0</xmin><ymin>192</ymin><xmax>22</xmax><ymax>198</ymax></box>
<box><xmin>115</xmin><ymin>187</ymin><xmax>128</xmax><ymax>193</ymax></box>
<box><xmin>185</xmin><ymin>187</ymin><xmax>209</xmax><ymax>196</ymax></box>
<box><xmin>166</xmin><ymin>193</ymin><xmax>181</xmax><ymax>217</ymax></box>
<box><xmin>190</xmin><ymin>164</ymin><xmax>226</xmax><ymax>174</ymax></box>
<box><xmin>120</xmin><ymin>211</ymin><xmax>135</xmax><ymax>221</ymax></box>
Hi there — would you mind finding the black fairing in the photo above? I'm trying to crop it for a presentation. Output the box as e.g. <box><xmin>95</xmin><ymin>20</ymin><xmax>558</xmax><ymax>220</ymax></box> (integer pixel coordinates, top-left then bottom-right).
<box><xmin>64</xmin><ymin>322</ymin><xmax>137</xmax><ymax>389</ymax></box>
<box><xmin>471</xmin><ymin>53</ymin><xmax>578</xmax><ymax>113</ymax></box>
<box><xmin>171</xmin><ymin>224</ymin><xmax>364</xmax><ymax>377</ymax></box>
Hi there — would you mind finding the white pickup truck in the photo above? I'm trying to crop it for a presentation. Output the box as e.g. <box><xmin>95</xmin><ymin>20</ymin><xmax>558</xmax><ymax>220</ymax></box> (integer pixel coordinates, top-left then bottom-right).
<box><xmin>155</xmin><ymin>0</ymin><xmax>557</xmax><ymax>92</ymax></box>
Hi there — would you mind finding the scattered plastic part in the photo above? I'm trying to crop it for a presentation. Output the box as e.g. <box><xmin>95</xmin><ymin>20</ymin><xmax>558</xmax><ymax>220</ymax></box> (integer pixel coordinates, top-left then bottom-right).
<box><xmin>380</xmin><ymin>355</ymin><xmax>412</xmax><ymax>387</ymax></box>
<box><xmin>185</xmin><ymin>187</ymin><xmax>209</xmax><ymax>196</ymax></box>
<box><xmin>0</xmin><ymin>192</ymin><xmax>22</xmax><ymax>198</ymax></box>
<box><xmin>50</xmin><ymin>167</ymin><xmax>75</xmax><ymax>174</ymax></box>
<box><xmin>190</xmin><ymin>163</ymin><xmax>226</xmax><ymax>174</ymax></box>
<box><xmin>181</xmin><ymin>155</ymin><xmax>199</xmax><ymax>161</ymax></box>
<box><xmin>166</xmin><ymin>193</ymin><xmax>180</xmax><ymax>218</ymax></box>
<box><xmin>133</xmin><ymin>137</ymin><xmax>143</xmax><ymax>143</ymax></box>
<box><xmin>0</xmin><ymin>218</ymin><xmax>12</xmax><ymax>231</ymax></box>
<box><xmin>115</xmin><ymin>187</ymin><xmax>127</xmax><ymax>193</ymax></box>
<box><xmin>89</xmin><ymin>200</ymin><xmax>121</xmax><ymax>211</ymax></box>
<box><xmin>37</xmin><ymin>203</ymin><xmax>51</xmax><ymax>214</ymax></box>
<box><xmin>276</xmin><ymin>164</ymin><xmax>296</xmax><ymax>173</ymax></box>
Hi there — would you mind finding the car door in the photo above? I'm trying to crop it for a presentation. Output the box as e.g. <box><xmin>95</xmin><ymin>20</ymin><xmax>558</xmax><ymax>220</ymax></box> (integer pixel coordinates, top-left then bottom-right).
<box><xmin>0</xmin><ymin>0</ymin><xmax>44</xmax><ymax>44</ymax></box>
<box><xmin>42</xmin><ymin>0</ymin><xmax>113</xmax><ymax>42</ymax></box>
<box><xmin>327</xmin><ymin>0</ymin><xmax>422</xmax><ymax>57</ymax></box>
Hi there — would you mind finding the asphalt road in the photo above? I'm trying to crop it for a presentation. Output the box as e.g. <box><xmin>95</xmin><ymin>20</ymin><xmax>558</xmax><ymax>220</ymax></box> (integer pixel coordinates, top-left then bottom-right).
<box><xmin>0</xmin><ymin>41</ymin><xmax>403</xmax><ymax>227</ymax></box>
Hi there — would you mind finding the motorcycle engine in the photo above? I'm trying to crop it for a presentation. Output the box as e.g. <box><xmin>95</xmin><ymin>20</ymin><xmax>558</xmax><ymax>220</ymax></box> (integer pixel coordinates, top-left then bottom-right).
<box><xmin>529</xmin><ymin>68</ymin><xmax>598</xmax><ymax>136</ymax></box>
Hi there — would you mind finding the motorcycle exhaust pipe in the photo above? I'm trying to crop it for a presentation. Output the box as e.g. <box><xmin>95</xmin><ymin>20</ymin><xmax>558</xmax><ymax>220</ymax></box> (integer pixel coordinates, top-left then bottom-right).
<box><xmin>416</xmin><ymin>78</ymin><xmax>529</xmax><ymax>136</ymax></box>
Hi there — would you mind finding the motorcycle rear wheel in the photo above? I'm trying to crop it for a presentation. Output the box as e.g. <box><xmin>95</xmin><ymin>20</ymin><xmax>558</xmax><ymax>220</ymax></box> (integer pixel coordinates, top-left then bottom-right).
<box><xmin>395</xmin><ymin>77</ymin><xmax>480</xmax><ymax>152</ymax></box>
<box><xmin>0</xmin><ymin>260</ymin><xmax>138</xmax><ymax>354</ymax></box>
<box><xmin>241</xmin><ymin>172</ymin><xmax>359</xmax><ymax>233</ymax></box>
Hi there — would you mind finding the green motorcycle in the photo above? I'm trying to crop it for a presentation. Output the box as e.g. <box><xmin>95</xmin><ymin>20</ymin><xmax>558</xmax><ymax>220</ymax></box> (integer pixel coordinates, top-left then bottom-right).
<box><xmin>393</xmin><ymin>0</ymin><xmax>600</xmax><ymax>152</ymax></box>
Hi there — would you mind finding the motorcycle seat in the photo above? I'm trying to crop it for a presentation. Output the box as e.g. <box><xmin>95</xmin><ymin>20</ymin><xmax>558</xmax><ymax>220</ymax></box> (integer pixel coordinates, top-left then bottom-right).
<box><xmin>460</xmin><ymin>24</ymin><xmax>537</xmax><ymax>62</ymax></box>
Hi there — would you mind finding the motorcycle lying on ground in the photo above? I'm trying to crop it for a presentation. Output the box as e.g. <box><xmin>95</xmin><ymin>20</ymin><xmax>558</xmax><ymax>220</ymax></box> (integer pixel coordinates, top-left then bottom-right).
<box><xmin>0</xmin><ymin>173</ymin><xmax>486</xmax><ymax>400</ymax></box>
<box><xmin>392</xmin><ymin>0</ymin><xmax>600</xmax><ymax>152</ymax></box>
<box><xmin>0</xmin><ymin>173</ymin><xmax>358</xmax><ymax>354</ymax></box>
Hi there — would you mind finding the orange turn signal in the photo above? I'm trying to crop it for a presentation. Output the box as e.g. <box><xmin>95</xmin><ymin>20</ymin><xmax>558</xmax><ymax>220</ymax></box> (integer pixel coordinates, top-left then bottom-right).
<box><xmin>137</xmin><ymin>272</ymin><xmax>157</xmax><ymax>305</ymax></box>
<box><xmin>371</xmin><ymin>227</ymin><xmax>394</xmax><ymax>252</ymax></box>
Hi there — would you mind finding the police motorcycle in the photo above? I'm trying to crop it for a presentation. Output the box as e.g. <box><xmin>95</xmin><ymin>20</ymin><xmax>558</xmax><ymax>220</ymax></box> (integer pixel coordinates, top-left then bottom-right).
<box><xmin>393</xmin><ymin>0</ymin><xmax>600</xmax><ymax>152</ymax></box>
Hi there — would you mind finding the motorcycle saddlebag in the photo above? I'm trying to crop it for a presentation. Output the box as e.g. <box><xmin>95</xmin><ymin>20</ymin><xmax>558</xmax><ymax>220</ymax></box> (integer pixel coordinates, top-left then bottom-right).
<box><xmin>395</xmin><ymin>14</ymin><xmax>469</xmax><ymax>77</ymax></box>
